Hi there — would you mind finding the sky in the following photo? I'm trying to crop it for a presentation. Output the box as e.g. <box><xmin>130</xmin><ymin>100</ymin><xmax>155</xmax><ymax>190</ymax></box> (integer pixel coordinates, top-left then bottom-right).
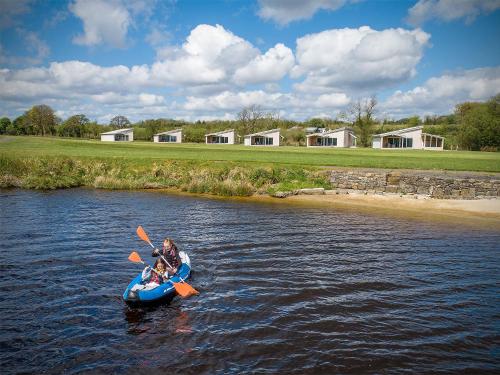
<box><xmin>0</xmin><ymin>0</ymin><xmax>499</xmax><ymax>123</ymax></box>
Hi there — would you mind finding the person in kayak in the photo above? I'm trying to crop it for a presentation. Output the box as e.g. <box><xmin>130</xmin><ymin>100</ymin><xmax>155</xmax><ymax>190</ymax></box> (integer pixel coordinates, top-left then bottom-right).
<box><xmin>149</xmin><ymin>258</ymin><xmax>167</xmax><ymax>284</ymax></box>
<box><xmin>135</xmin><ymin>258</ymin><xmax>167</xmax><ymax>291</ymax></box>
<box><xmin>152</xmin><ymin>238</ymin><xmax>182</xmax><ymax>276</ymax></box>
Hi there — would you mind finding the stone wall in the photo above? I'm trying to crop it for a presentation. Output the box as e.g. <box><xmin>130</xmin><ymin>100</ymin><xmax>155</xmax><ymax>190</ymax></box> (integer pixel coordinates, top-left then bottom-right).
<box><xmin>329</xmin><ymin>168</ymin><xmax>500</xmax><ymax>199</ymax></box>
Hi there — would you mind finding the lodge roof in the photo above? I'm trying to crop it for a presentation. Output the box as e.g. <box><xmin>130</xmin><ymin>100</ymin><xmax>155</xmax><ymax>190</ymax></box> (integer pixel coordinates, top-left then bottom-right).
<box><xmin>154</xmin><ymin>129</ymin><xmax>182</xmax><ymax>136</ymax></box>
<box><xmin>306</xmin><ymin>127</ymin><xmax>355</xmax><ymax>137</ymax></box>
<box><xmin>100</xmin><ymin>128</ymin><xmax>133</xmax><ymax>135</ymax></box>
<box><xmin>372</xmin><ymin>126</ymin><xmax>423</xmax><ymax>137</ymax></box>
<box><xmin>244</xmin><ymin>128</ymin><xmax>280</xmax><ymax>137</ymax></box>
<box><xmin>205</xmin><ymin>129</ymin><xmax>235</xmax><ymax>137</ymax></box>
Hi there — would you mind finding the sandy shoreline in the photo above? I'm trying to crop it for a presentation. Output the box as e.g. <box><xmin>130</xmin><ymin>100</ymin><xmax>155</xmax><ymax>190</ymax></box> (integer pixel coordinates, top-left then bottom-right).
<box><xmin>143</xmin><ymin>187</ymin><xmax>500</xmax><ymax>228</ymax></box>
<box><xmin>259</xmin><ymin>193</ymin><xmax>500</xmax><ymax>228</ymax></box>
<box><xmin>285</xmin><ymin>193</ymin><xmax>500</xmax><ymax>215</ymax></box>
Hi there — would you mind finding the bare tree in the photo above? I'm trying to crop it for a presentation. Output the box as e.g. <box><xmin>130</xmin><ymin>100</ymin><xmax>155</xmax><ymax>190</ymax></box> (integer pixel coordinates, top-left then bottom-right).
<box><xmin>110</xmin><ymin>115</ymin><xmax>131</xmax><ymax>129</ymax></box>
<box><xmin>237</xmin><ymin>105</ymin><xmax>264</xmax><ymax>134</ymax></box>
<box><xmin>347</xmin><ymin>96</ymin><xmax>377</xmax><ymax>147</ymax></box>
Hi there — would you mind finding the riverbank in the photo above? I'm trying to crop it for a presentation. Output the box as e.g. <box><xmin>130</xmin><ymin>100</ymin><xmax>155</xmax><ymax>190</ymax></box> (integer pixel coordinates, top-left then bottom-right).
<box><xmin>285</xmin><ymin>192</ymin><xmax>500</xmax><ymax>220</ymax></box>
<box><xmin>1</xmin><ymin>137</ymin><xmax>499</xmax><ymax>226</ymax></box>
<box><xmin>145</xmin><ymin>188</ymin><xmax>500</xmax><ymax>228</ymax></box>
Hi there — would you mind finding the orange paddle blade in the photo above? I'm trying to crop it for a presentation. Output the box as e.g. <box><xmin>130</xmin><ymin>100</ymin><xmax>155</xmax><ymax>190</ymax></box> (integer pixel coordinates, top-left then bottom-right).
<box><xmin>173</xmin><ymin>282</ymin><xmax>199</xmax><ymax>298</ymax></box>
<box><xmin>136</xmin><ymin>226</ymin><xmax>152</xmax><ymax>245</ymax></box>
<box><xmin>128</xmin><ymin>251</ymin><xmax>143</xmax><ymax>263</ymax></box>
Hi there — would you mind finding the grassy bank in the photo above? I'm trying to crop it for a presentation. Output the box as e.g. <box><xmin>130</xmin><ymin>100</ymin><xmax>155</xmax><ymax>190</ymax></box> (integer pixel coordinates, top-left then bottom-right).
<box><xmin>1</xmin><ymin>136</ymin><xmax>499</xmax><ymax>172</ymax></box>
<box><xmin>0</xmin><ymin>136</ymin><xmax>499</xmax><ymax>194</ymax></box>
<box><xmin>0</xmin><ymin>155</ymin><xmax>331</xmax><ymax>195</ymax></box>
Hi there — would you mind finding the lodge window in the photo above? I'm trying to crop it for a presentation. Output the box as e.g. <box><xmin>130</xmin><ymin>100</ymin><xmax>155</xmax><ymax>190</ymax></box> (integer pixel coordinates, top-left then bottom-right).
<box><xmin>159</xmin><ymin>135</ymin><xmax>177</xmax><ymax>142</ymax></box>
<box><xmin>115</xmin><ymin>134</ymin><xmax>129</xmax><ymax>141</ymax></box>
<box><xmin>316</xmin><ymin>137</ymin><xmax>337</xmax><ymax>146</ymax></box>
<box><xmin>213</xmin><ymin>136</ymin><xmax>228</xmax><ymax>143</ymax></box>
<box><xmin>402</xmin><ymin>138</ymin><xmax>413</xmax><ymax>148</ymax></box>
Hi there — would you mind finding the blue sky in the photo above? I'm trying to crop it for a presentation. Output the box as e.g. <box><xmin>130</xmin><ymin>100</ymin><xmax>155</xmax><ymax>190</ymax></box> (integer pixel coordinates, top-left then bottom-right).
<box><xmin>0</xmin><ymin>0</ymin><xmax>499</xmax><ymax>123</ymax></box>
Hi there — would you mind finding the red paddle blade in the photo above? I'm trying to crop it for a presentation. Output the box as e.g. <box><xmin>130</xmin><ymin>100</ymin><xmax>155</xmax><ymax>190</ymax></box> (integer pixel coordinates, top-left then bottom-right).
<box><xmin>137</xmin><ymin>226</ymin><xmax>152</xmax><ymax>245</ymax></box>
<box><xmin>128</xmin><ymin>251</ymin><xmax>143</xmax><ymax>263</ymax></box>
<box><xmin>173</xmin><ymin>282</ymin><xmax>199</xmax><ymax>298</ymax></box>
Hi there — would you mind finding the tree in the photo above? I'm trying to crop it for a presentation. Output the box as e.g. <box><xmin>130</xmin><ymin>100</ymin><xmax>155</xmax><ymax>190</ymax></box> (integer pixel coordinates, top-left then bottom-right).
<box><xmin>58</xmin><ymin>114</ymin><xmax>89</xmax><ymax>138</ymax></box>
<box><xmin>0</xmin><ymin>117</ymin><xmax>11</xmax><ymax>134</ymax></box>
<box><xmin>83</xmin><ymin>121</ymin><xmax>103</xmax><ymax>139</ymax></box>
<box><xmin>347</xmin><ymin>96</ymin><xmax>377</xmax><ymax>147</ymax></box>
<box><xmin>25</xmin><ymin>105</ymin><xmax>57</xmax><ymax>135</ymax></box>
<box><xmin>237</xmin><ymin>105</ymin><xmax>264</xmax><ymax>134</ymax></box>
<box><xmin>306</xmin><ymin>118</ymin><xmax>325</xmax><ymax>129</ymax></box>
<box><xmin>8</xmin><ymin>115</ymin><xmax>27</xmax><ymax>135</ymax></box>
<box><xmin>110</xmin><ymin>115</ymin><xmax>131</xmax><ymax>129</ymax></box>
<box><xmin>456</xmin><ymin>94</ymin><xmax>500</xmax><ymax>150</ymax></box>
<box><xmin>407</xmin><ymin>116</ymin><xmax>421</xmax><ymax>126</ymax></box>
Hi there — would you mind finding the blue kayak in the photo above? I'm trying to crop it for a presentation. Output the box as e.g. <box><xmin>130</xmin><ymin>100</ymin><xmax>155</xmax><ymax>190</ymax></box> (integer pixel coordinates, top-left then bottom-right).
<box><xmin>123</xmin><ymin>252</ymin><xmax>192</xmax><ymax>304</ymax></box>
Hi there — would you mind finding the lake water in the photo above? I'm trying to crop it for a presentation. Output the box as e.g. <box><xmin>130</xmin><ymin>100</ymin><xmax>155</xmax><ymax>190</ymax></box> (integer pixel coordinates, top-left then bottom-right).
<box><xmin>0</xmin><ymin>189</ymin><xmax>499</xmax><ymax>374</ymax></box>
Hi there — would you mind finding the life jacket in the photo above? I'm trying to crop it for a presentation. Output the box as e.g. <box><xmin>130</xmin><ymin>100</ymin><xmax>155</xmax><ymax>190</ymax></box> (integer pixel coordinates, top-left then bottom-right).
<box><xmin>162</xmin><ymin>244</ymin><xmax>181</xmax><ymax>269</ymax></box>
<box><xmin>149</xmin><ymin>270</ymin><xmax>163</xmax><ymax>284</ymax></box>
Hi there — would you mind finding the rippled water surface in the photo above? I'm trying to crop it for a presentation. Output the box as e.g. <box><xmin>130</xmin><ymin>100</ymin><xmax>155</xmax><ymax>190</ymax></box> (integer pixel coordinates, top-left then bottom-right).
<box><xmin>1</xmin><ymin>189</ymin><xmax>499</xmax><ymax>374</ymax></box>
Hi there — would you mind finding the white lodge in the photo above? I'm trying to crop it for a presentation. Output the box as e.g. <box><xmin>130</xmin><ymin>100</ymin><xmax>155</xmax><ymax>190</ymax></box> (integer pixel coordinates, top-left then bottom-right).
<box><xmin>244</xmin><ymin>129</ymin><xmax>281</xmax><ymax>146</ymax></box>
<box><xmin>205</xmin><ymin>129</ymin><xmax>235</xmax><ymax>144</ymax></box>
<box><xmin>372</xmin><ymin>126</ymin><xmax>444</xmax><ymax>150</ymax></box>
<box><xmin>306</xmin><ymin>127</ymin><xmax>357</xmax><ymax>148</ymax></box>
<box><xmin>153</xmin><ymin>129</ymin><xmax>182</xmax><ymax>143</ymax></box>
<box><xmin>100</xmin><ymin>128</ymin><xmax>134</xmax><ymax>142</ymax></box>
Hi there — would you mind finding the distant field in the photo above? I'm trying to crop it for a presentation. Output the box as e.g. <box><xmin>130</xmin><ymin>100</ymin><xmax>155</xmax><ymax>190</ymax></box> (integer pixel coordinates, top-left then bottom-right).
<box><xmin>1</xmin><ymin>136</ymin><xmax>499</xmax><ymax>172</ymax></box>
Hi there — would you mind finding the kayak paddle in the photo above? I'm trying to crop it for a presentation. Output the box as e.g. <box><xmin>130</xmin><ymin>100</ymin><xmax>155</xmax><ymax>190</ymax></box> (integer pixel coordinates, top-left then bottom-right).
<box><xmin>136</xmin><ymin>226</ymin><xmax>199</xmax><ymax>298</ymax></box>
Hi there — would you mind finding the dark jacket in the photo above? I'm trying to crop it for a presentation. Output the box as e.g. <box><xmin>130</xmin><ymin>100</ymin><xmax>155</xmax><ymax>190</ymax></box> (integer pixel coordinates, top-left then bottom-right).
<box><xmin>163</xmin><ymin>244</ymin><xmax>181</xmax><ymax>269</ymax></box>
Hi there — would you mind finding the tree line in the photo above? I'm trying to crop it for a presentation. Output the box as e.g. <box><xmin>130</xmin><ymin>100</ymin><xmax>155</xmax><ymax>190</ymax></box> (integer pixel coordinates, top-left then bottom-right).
<box><xmin>1</xmin><ymin>94</ymin><xmax>498</xmax><ymax>150</ymax></box>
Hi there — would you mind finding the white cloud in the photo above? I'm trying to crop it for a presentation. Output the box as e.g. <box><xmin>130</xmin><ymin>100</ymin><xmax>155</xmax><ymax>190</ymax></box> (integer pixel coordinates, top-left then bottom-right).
<box><xmin>292</xmin><ymin>26</ymin><xmax>430</xmax><ymax>92</ymax></box>
<box><xmin>1</xmin><ymin>61</ymin><xmax>152</xmax><ymax>102</ymax></box>
<box><xmin>151</xmin><ymin>24</ymin><xmax>259</xmax><ymax>85</ymax></box>
<box><xmin>407</xmin><ymin>0</ymin><xmax>500</xmax><ymax>26</ymax></box>
<box><xmin>233</xmin><ymin>43</ymin><xmax>294</xmax><ymax>85</ymax></box>
<box><xmin>184</xmin><ymin>90</ymin><xmax>287</xmax><ymax>111</ymax></box>
<box><xmin>382</xmin><ymin>67</ymin><xmax>500</xmax><ymax>116</ymax></box>
<box><xmin>151</xmin><ymin>24</ymin><xmax>292</xmax><ymax>87</ymax></box>
<box><xmin>258</xmin><ymin>0</ymin><xmax>348</xmax><ymax>25</ymax></box>
<box><xmin>90</xmin><ymin>92</ymin><xmax>164</xmax><ymax>106</ymax></box>
<box><xmin>316</xmin><ymin>93</ymin><xmax>350</xmax><ymax>107</ymax></box>
<box><xmin>70</xmin><ymin>0</ymin><xmax>131</xmax><ymax>48</ymax></box>
<box><xmin>0</xmin><ymin>23</ymin><xmax>295</xmax><ymax>104</ymax></box>
<box><xmin>183</xmin><ymin>90</ymin><xmax>350</xmax><ymax>113</ymax></box>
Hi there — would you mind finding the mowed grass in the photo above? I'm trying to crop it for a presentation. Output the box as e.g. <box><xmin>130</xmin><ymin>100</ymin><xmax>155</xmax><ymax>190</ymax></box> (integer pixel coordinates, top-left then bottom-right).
<box><xmin>1</xmin><ymin>136</ymin><xmax>499</xmax><ymax>172</ymax></box>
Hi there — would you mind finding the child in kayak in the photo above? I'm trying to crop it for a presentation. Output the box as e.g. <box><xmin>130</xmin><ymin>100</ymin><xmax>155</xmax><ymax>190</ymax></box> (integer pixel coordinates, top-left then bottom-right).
<box><xmin>152</xmin><ymin>238</ymin><xmax>182</xmax><ymax>276</ymax></box>
<box><xmin>149</xmin><ymin>258</ymin><xmax>167</xmax><ymax>285</ymax></box>
<box><xmin>135</xmin><ymin>259</ymin><xmax>167</xmax><ymax>290</ymax></box>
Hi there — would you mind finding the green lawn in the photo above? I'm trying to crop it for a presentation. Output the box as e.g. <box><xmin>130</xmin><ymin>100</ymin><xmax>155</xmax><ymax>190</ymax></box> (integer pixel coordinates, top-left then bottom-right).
<box><xmin>1</xmin><ymin>136</ymin><xmax>499</xmax><ymax>172</ymax></box>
